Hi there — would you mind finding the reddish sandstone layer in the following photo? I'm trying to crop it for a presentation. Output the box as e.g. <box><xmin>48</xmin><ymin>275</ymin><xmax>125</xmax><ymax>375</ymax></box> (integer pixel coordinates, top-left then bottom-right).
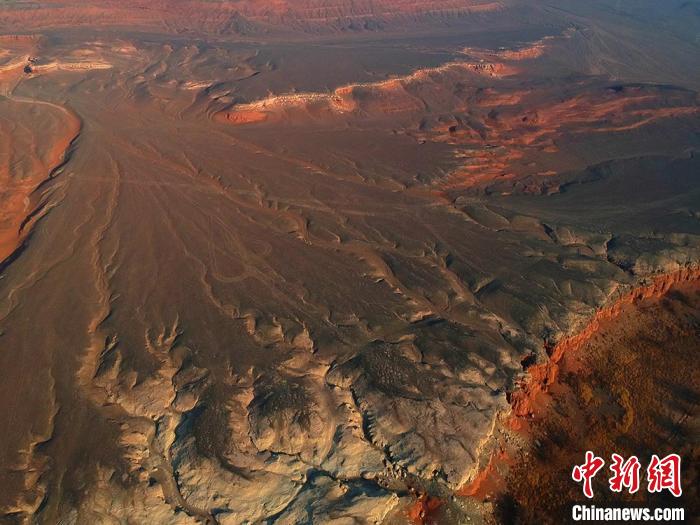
<box><xmin>214</xmin><ymin>60</ymin><xmax>516</xmax><ymax>126</ymax></box>
<box><xmin>460</xmin><ymin>30</ymin><xmax>572</xmax><ymax>62</ymax></box>
<box><xmin>432</xmin><ymin>86</ymin><xmax>700</xmax><ymax>192</ymax></box>
<box><xmin>454</xmin><ymin>266</ymin><xmax>700</xmax><ymax>510</ymax></box>
<box><xmin>0</xmin><ymin>0</ymin><xmax>504</xmax><ymax>34</ymax></box>
<box><xmin>398</xmin><ymin>268</ymin><xmax>700</xmax><ymax>522</ymax></box>
<box><xmin>500</xmin><ymin>278</ymin><xmax>700</xmax><ymax>522</ymax></box>
<box><xmin>509</xmin><ymin>265</ymin><xmax>700</xmax><ymax>419</ymax></box>
<box><xmin>214</xmin><ymin>44</ymin><xmax>698</xmax><ymax>193</ymax></box>
<box><xmin>458</xmin><ymin>447</ymin><xmax>513</xmax><ymax>501</ymax></box>
<box><xmin>407</xmin><ymin>494</ymin><xmax>443</xmax><ymax>524</ymax></box>
<box><xmin>0</xmin><ymin>100</ymin><xmax>81</xmax><ymax>264</ymax></box>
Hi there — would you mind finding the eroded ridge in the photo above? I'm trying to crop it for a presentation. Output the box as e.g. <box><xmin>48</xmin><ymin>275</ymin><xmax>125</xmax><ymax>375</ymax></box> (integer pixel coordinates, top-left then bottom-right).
<box><xmin>0</xmin><ymin>0</ymin><xmax>505</xmax><ymax>34</ymax></box>
<box><xmin>456</xmin><ymin>269</ymin><xmax>700</xmax><ymax>523</ymax></box>
<box><xmin>0</xmin><ymin>92</ymin><xmax>81</xmax><ymax>266</ymax></box>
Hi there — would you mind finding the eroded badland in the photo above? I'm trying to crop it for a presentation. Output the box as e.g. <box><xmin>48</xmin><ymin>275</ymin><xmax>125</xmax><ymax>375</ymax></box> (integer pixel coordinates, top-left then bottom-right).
<box><xmin>0</xmin><ymin>1</ymin><xmax>698</xmax><ymax>523</ymax></box>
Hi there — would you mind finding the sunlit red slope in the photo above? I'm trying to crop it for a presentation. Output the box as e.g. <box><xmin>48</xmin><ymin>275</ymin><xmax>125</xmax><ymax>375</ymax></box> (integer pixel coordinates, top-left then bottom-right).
<box><xmin>0</xmin><ymin>0</ymin><xmax>504</xmax><ymax>33</ymax></box>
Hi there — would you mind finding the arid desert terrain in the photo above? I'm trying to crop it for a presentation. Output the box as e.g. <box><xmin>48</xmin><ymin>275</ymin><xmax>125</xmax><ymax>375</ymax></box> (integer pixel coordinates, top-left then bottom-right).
<box><xmin>0</xmin><ymin>1</ymin><xmax>698</xmax><ymax>523</ymax></box>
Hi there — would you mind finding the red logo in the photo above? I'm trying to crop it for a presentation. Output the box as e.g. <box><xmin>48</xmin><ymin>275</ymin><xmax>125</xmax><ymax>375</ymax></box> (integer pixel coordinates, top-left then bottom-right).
<box><xmin>647</xmin><ymin>454</ymin><xmax>682</xmax><ymax>497</ymax></box>
<box><xmin>572</xmin><ymin>451</ymin><xmax>606</xmax><ymax>498</ymax></box>
<box><xmin>573</xmin><ymin>452</ymin><xmax>682</xmax><ymax>498</ymax></box>
<box><xmin>609</xmin><ymin>454</ymin><xmax>641</xmax><ymax>494</ymax></box>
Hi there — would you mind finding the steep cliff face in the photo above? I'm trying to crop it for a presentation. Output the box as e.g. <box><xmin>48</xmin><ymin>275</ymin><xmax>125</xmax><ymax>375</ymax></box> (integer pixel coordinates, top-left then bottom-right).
<box><xmin>510</xmin><ymin>266</ymin><xmax>700</xmax><ymax>419</ymax></box>
<box><xmin>447</xmin><ymin>269</ymin><xmax>700</xmax><ymax>524</ymax></box>
<box><xmin>498</xmin><ymin>276</ymin><xmax>700</xmax><ymax>523</ymax></box>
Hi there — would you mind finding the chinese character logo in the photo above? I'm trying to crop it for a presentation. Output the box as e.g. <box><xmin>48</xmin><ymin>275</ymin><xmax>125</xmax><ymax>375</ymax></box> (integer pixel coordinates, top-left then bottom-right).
<box><xmin>572</xmin><ymin>451</ymin><xmax>606</xmax><ymax>498</ymax></box>
<box><xmin>609</xmin><ymin>454</ymin><xmax>641</xmax><ymax>494</ymax></box>
<box><xmin>573</xmin><ymin>452</ymin><xmax>682</xmax><ymax>498</ymax></box>
<box><xmin>647</xmin><ymin>454</ymin><xmax>682</xmax><ymax>497</ymax></box>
